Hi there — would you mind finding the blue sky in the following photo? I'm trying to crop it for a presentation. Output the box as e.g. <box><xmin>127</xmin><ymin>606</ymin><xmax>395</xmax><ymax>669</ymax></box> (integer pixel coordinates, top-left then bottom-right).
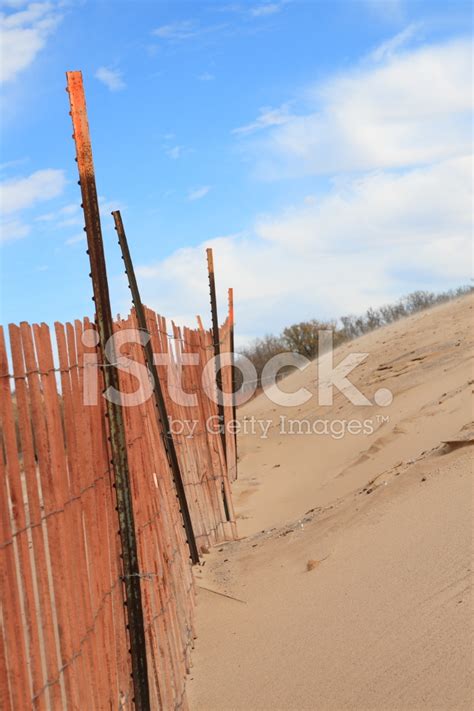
<box><xmin>0</xmin><ymin>0</ymin><xmax>472</xmax><ymax>344</ymax></box>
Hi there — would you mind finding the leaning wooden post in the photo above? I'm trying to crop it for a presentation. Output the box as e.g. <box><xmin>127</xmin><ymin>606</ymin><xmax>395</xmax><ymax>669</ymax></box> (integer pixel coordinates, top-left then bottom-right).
<box><xmin>112</xmin><ymin>210</ymin><xmax>199</xmax><ymax>565</ymax></box>
<box><xmin>228</xmin><ymin>288</ymin><xmax>238</xmax><ymax>464</ymax></box>
<box><xmin>206</xmin><ymin>248</ymin><xmax>227</xmax><ymax>462</ymax></box>
<box><xmin>66</xmin><ymin>71</ymin><xmax>150</xmax><ymax>710</ymax></box>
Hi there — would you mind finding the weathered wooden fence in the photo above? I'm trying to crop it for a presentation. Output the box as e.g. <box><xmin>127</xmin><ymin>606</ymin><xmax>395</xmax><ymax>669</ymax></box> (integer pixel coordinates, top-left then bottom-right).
<box><xmin>0</xmin><ymin>306</ymin><xmax>237</xmax><ymax>710</ymax></box>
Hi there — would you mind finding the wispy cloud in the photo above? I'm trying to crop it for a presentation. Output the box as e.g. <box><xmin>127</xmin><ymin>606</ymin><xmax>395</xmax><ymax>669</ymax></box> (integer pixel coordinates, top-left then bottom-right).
<box><xmin>166</xmin><ymin>145</ymin><xmax>184</xmax><ymax>160</ymax></box>
<box><xmin>95</xmin><ymin>66</ymin><xmax>125</xmax><ymax>91</ymax></box>
<box><xmin>233</xmin><ymin>104</ymin><xmax>293</xmax><ymax>135</ymax></box>
<box><xmin>197</xmin><ymin>72</ymin><xmax>215</xmax><ymax>81</ymax></box>
<box><xmin>0</xmin><ymin>2</ymin><xmax>62</xmax><ymax>83</ymax></box>
<box><xmin>249</xmin><ymin>2</ymin><xmax>286</xmax><ymax>17</ymax></box>
<box><xmin>1</xmin><ymin>219</ymin><xmax>30</xmax><ymax>243</ymax></box>
<box><xmin>363</xmin><ymin>0</ymin><xmax>404</xmax><ymax>21</ymax></box>
<box><xmin>132</xmin><ymin>34</ymin><xmax>472</xmax><ymax>337</ymax></box>
<box><xmin>150</xmin><ymin>6</ymin><xmax>283</xmax><ymax>52</ymax></box>
<box><xmin>36</xmin><ymin>203</ymin><xmax>80</xmax><ymax>223</ymax></box>
<box><xmin>370</xmin><ymin>23</ymin><xmax>421</xmax><ymax>62</ymax></box>
<box><xmin>0</xmin><ymin>157</ymin><xmax>29</xmax><ymax>174</ymax></box>
<box><xmin>188</xmin><ymin>186</ymin><xmax>211</xmax><ymax>201</ymax></box>
<box><xmin>162</xmin><ymin>133</ymin><xmax>188</xmax><ymax>160</ymax></box>
<box><xmin>152</xmin><ymin>20</ymin><xmax>198</xmax><ymax>40</ymax></box>
<box><xmin>236</xmin><ymin>36</ymin><xmax>472</xmax><ymax>177</ymax></box>
<box><xmin>218</xmin><ymin>1</ymin><xmax>289</xmax><ymax>18</ymax></box>
<box><xmin>151</xmin><ymin>19</ymin><xmax>227</xmax><ymax>42</ymax></box>
<box><xmin>98</xmin><ymin>196</ymin><xmax>123</xmax><ymax>226</ymax></box>
<box><xmin>0</xmin><ymin>168</ymin><xmax>66</xmax><ymax>243</ymax></box>
<box><xmin>132</xmin><ymin>155</ymin><xmax>472</xmax><ymax>338</ymax></box>
<box><xmin>65</xmin><ymin>233</ymin><xmax>86</xmax><ymax>246</ymax></box>
<box><xmin>1</xmin><ymin>169</ymin><xmax>65</xmax><ymax>215</ymax></box>
<box><xmin>33</xmin><ymin>196</ymin><xmax>119</xmax><ymax>245</ymax></box>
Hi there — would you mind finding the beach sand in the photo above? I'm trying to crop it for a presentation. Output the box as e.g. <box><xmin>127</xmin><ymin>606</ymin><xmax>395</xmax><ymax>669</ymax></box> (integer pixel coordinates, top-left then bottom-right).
<box><xmin>188</xmin><ymin>294</ymin><xmax>473</xmax><ymax>710</ymax></box>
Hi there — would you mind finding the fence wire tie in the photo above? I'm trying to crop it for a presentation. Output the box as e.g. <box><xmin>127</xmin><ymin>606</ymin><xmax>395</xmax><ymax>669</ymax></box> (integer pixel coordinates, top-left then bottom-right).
<box><xmin>2</xmin><ymin>361</ymin><xmax>132</xmax><ymax>379</ymax></box>
<box><xmin>121</xmin><ymin>571</ymin><xmax>161</xmax><ymax>582</ymax></box>
<box><xmin>2</xmin><ymin>340</ymin><xmax>229</xmax><ymax>378</ymax></box>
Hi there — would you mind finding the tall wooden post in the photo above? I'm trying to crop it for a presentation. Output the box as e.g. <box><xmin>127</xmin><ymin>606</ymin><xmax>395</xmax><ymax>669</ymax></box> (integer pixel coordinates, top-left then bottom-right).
<box><xmin>228</xmin><ymin>288</ymin><xmax>238</xmax><ymax>462</ymax></box>
<box><xmin>206</xmin><ymin>248</ymin><xmax>227</xmax><ymax>462</ymax></box>
<box><xmin>66</xmin><ymin>71</ymin><xmax>150</xmax><ymax>710</ymax></box>
<box><xmin>112</xmin><ymin>210</ymin><xmax>199</xmax><ymax>564</ymax></box>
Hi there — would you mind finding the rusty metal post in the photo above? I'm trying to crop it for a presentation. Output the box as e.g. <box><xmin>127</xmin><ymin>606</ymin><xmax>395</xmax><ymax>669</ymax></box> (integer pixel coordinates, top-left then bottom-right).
<box><xmin>228</xmin><ymin>288</ymin><xmax>238</xmax><ymax>463</ymax></box>
<box><xmin>112</xmin><ymin>210</ymin><xmax>199</xmax><ymax>565</ymax></box>
<box><xmin>206</xmin><ymin>248</ymin><xmax>227</xmax><ymax>462</ymax></box>
<box><xmin>66</xmin><ymin>71</ymin><xmax>150</xmax><ymax>710</ymax></box>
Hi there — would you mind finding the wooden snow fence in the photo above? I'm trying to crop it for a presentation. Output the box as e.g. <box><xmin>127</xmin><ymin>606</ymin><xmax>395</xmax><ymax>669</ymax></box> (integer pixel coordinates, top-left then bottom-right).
<box><xmin>0</xmin><ymin>306</ymin><xmax>237</xmax><ymax>710</ymax></box>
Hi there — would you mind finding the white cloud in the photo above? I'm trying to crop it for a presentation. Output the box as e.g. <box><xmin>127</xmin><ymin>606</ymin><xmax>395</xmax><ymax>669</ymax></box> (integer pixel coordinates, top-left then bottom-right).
<box><xmin>57</xmin><ymin>202</ymin><xmax>78</xmax><ymax>216</ymax></box>
<box><xmin>167</xmin><ymin>145</ymin><xmax>184</xmax><ymax>160</ymax></box>
<box><xmin>236</xmin><ymin>37</ymin><xmax>472</xmax><ymax>178</ymax></box>
<box><xmin>0</xmin><ymin>168</ymin><xmax>65</xmax><ymax>243</ymax></box>
<box><xmin>151</xmin><ymin>19</ymin><xmax>226</xmax><ymax>42</ymax></box>
<box><xmin>0</xmin><ymin>2</ymin><xmax>62</xmax><ymax>83</ymax></box>
<box><xmin>1</xmin><ymin>169</ymin><xmax>65</xmax><ymax>214</ymax></box>
<box><xmin>188</xmin><ymin>186</ymin><xmax>211</xmax><ymax>201</ymax></box>
<box><xmin>370</xmin><ymin>23</ymin><xmax>421</xmax><ymax>62</ymax></box>
<box><xmin>250</xmin><ymin>2</ymin><xmax>286</xmax><ymax>17</ymax></box>
<box><xmin>197</xmin><ymin>72</ymin><xmax>215</xmax><ymax>81</ymax></box>
<box><xmin>363</xmin><ymin>0</ymin><xmax>404</xmax><ymax>21</ymax></box>
<box><xmin>56</xmin><ymin>203</ymin><xmax>81</xmax><ymax>226</ymax></box>
<box><xmin>119</xmin><ymin>33</ymin><xmax>472</xmax><ymax>341</ymax></box>
<box><xmin>98</xmin><ymin>196</ymin><xmax>123</xmax><ymax>229</ymax></box>
<box><xmin>36</xmin><ymin>202</ymin><xmax>80</xmax><ymax>222</ymax></box>
<box><xmin>95</xmin><ymin>66</ymin><xmax>125</xmax><ymax>92</ymax></box>
<box><xmin>129</xmin><ymin>155</ymin><xmax>472</xmax><ymax>340</ymax></box>
<box><xmin>219</xmin><ymin>1</ymin><xmax>289</xmax><ymax>19</ymax></box>
<box><xmin>0</xmin><ymin>219</ymin><xmax>30</xmax><ymax>243</ymax></box>
<box><xmin>31</xmin><ymin>195</ymin><xmax>118</xmax><ymax>245</ymax></box>
<box><xmin>152</xmin><ymin>20</ymin><xmax>197</xmax><ymax>40</ymax></box>
<box><xmin>58</xmin><ymin>215</ymin><xmax>82</xmax><ymax>227</ymax></box>
<box><xmin>233</xmin><ymin>104</ymin><xmax>293</xmax><ymax>135</ymax></box>
<box><xmin>255</xmin><ymin>157</ymin><xmax>471</xmax><ymax>257</ymax></box>
<box><xmin>65</xmin><ymin>233</ymin><xmax>85</xmax><ymax>246</ymax></box>
<box><xmin>0</xmin><ymin>157</ymin><xmax>29</xmax><ymax>173</ymax></box>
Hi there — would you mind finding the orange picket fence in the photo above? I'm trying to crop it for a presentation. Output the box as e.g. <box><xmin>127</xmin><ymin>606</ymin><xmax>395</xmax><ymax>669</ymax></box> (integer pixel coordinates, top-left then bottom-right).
<box><xmin>0</xmin><ymin>306</ymin><xmax>237</xmax><ymax>710</ymax></box>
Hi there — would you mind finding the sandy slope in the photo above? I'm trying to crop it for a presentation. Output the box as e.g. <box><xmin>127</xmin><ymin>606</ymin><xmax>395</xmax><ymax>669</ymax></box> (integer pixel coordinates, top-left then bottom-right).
<box><xmin>188</xmin><ymin>294</ymin><xmax>474</xmax><ymax>711</ymax></box>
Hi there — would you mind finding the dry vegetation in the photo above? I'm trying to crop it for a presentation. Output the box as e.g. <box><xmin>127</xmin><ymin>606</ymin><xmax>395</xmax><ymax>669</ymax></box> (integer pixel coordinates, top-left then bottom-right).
<box><xmin>238</xmin><ymin>286</ymin><xmax>472</xmax><ymax>387</ymax></box>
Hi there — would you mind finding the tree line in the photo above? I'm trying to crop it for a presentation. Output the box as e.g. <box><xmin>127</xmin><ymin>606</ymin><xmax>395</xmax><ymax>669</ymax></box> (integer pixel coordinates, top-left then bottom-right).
<box><xmin>237</xmin><ymin>285</ymin><xmax>472</xmax><ymax>388</ymax></box>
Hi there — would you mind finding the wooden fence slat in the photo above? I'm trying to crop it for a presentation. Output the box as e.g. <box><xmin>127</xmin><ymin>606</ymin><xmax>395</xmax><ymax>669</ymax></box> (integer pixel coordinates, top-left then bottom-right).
<box><xmin>82</xmin><ymin>317</ymin><xmax>134</xmax><ymax>707</ymax></box>
<box><xmin>1</xmin><ymin>389</ymin><xmax>43</xmax><ymax>705</ymax></box>
<box><xmin>9</xmin><ymin>324</ymin><xmax>62</xmax><ymax>710</ymax></box>
<box><xmin>0</xmin><ymin>327</ymin><xmax>31</xmax><ymax>711</ymax></box>
<box><xmin>55</xmin><ymin>321</ymin><xmax>102</xmax><ymax>708</ymax></box>
<box><xmin>0</xmin><ymin>327</ymin><xmax>46</xmax><ymax>709</ymax></box>
<box><xmin>34</xmin><ymin>321</ymin><xmax>94</xmax><ymax>710</ymax></box>
<box><xmin>19</xmin><ymin>322</ymin><xmax>75</xmax><ymax>707</ymax></box>
<box><xmin>72</xmin><ymin>318</ymin><xmax>114</xmax><ymax>708</ymax></box>
<box><xmin>1</xmin><ymin>305</ymin><xmax>238</xmax><ymax>710</ymax></box>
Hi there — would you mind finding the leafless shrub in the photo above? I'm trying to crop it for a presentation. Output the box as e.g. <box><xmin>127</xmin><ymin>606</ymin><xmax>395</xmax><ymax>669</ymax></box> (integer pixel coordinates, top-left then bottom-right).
<box><xmin>238</xmin><ymin>334</ymin><xmax>288</xmax><ymax>389</ymax></box>
<box><xmin>282</xmin><ymin>319</ymin><xmax>342</xmax><ymax>359</ymax></box>
<box><xmin>237</xmin><ymin>285</ymin><xmax>473</xmax><ymax>388</ymax></box>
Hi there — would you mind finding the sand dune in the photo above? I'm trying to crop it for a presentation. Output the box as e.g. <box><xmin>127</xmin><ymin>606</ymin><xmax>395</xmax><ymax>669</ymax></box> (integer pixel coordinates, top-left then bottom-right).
<box><xmin>188</xmin><ymin>294</ymin><xmax>474</xmax><ymax>711</ymax></box>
